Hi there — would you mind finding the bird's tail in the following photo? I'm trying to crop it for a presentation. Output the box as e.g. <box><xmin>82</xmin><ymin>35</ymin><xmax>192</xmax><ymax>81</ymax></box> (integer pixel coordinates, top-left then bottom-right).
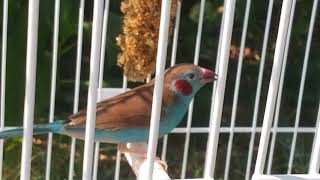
<box><xmin>0</xmin><ymin>121</ymin><xmax>64</xmax><ymax>139</ymax></box>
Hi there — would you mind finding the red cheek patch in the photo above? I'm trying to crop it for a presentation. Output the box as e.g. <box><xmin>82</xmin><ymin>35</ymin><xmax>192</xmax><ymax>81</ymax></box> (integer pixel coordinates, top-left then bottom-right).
<box><xmin>174</xmin><ymin>80</ymin><xmax>193</xmax><ymax>96</ymax></box>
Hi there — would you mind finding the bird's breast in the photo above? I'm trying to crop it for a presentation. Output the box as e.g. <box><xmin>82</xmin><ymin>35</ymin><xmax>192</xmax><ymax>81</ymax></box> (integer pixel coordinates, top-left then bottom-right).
<box><xmin>158</xmin><ymin>99</ymin><xmax>190</xmax><ymax>136</ymax></box>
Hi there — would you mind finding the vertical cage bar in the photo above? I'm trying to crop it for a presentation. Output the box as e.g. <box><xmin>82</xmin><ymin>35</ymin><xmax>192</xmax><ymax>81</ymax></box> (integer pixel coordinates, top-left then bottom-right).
<box><xmin>122</xmin><ymin>75</ymin><xmax>128</xmax><ymax>90</ymax></box>
<box><xmin>114</xmin><ymin>150</ymin><xmax>122</xmax><ymax>180</ymax></box>
<box><xmin>224</xmin><ymin>0</ymin><xmax>251</xmax><ymax>179</ymax></box>
<box><xmin>92</xmin><ymin>1</ymin><xmax>110</xmax><ymax>179</ymax></box>
<box><xmin>0</xmin><ymin>0</ymin><xmax>8</xmax><ymax>178</ymax></box>
<box><xmin>146</xmin><ymin>74</ymin><xmax>152</xmax><ymax>83</ymax></box>
<box><xmin>266</xmin><ymin>40</ymin><xmax>288</xmax><ymax>174</ymax></box>
<box><xmin>180</xmin><ymin>0</ymin><xmax>205</xmax><ymax>178</ymax></box>
<box><xmin>20</xmin><ymin>0</ymin><xmax>40</xmax><ymax>179</ymax></box>
<box><xmin>68</xmin><ymin>120</ymin><xmax>77</xmax><ymax>179</ymax></box>
<box><xmin>180</xmin><ymin>99</ymin><xmax>194</xmax><ymax>179</ymax></box>
<box><xmin>68</xmin><ymin>0</ymin><xmax>85</xmax><ymax>179</ymax></box>
<box><xmin>45</xmin><ymin>0</ymin><xmax>60</xmax><ymax>179</ymax></box>
<box><xmin>203</xmin><ymin>0</ymin><xmax>236</xmax><ymax>178</ymax></box>
<box><xmin>143</xmin><ymin>0</ymin><xmax>171</xmax><ymax>179</ymax></box>
<box><xmin>309</xmin><ymin>99</ymin><xmax>320</xmax><ymax>174</ymax></box>
<box><xmin>161</xmin><ymin>135</ymin><xmax>168</xmax><ymax>161</ymax></box>
<box><xmin>287</xmin><ymin>0</ymin><xmax>317</xmax><ymax>173</ymax></box>
<box><xmin>192</xmin><ymin>0</ymin><xmax>205</xmax><ymax>66</ymax></box>
<box><xmin>92</xmin><ymin>141</ymin><xmax>100</xmax><ymax>180</ymax></box>
<box><xmin>81</xmin><ymin>0</ymin><xmax>104</xmax><ymax>179</ymax></box>
<box><xmin>253</xmin><ymin>0</ymin><xmax>294</xmax><ymax>174</ymax></box>
<box><xmin>170</xmin><ymin>0</ymin><xmax>181</xmax><ymax>67</ymax></box>
<box><xmin>267</xmin><ymin>0</ymin><xmax>296</xmax><ymax>173</ymax></box>
<box><xmin>245</xmin><ymin>0</ymin><xmax>274</xmax><ymax>179</ymax></box>
<box><xmin>114</xmin><ymin>76</ymin><xmax>128</xmax><ymax>180</ymax></box>
<box><xmin>97</xmin><ymin>0</ymin><xmax>110</xmax><ymax>93</ymax></box>
<box><xmin>161</xmin><ymin>0</ymin><xmax>182</xmax><ymax>161</ymax></box>
<box><xmin>209</xmin><ymin>0</ymin><xmax>225</xmax><ymax>127</ymax></box>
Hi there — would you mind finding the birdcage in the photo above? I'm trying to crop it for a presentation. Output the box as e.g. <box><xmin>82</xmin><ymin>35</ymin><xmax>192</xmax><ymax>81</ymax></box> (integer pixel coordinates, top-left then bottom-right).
<box><xmin>0</xmin><ymin>0</ymin><xmax>319</xmax><ymax>180</ymax></box>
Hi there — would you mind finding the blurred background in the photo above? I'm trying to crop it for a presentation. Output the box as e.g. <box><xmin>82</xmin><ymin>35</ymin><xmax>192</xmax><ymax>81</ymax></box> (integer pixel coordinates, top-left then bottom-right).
<box><xmin>0</xmin><ymin>0</ymin><xmax>319</xmax><ymax>179</ymax></box>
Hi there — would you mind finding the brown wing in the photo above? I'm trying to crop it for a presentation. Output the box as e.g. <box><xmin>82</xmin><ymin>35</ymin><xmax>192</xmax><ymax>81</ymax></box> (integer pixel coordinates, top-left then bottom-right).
<box><xmin>65</xmin><ymin>83</ymin><xmax>177</xmax><ymax>130</ymax></box>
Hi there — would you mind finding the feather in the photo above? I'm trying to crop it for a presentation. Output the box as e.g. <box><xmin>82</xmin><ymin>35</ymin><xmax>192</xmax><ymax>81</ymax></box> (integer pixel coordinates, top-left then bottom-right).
<box><xmin>65</xmin><ymin>82</ymin><xmax>179</xmax><ymax>131</ymax></box>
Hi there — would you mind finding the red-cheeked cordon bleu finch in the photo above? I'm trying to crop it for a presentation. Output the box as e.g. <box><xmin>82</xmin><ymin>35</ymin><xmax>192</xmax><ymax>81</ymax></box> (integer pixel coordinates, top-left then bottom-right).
<box><xmin>0</xmin><ymin>63</ymin><xmax>217</xmax><ymax>168</ymax></box>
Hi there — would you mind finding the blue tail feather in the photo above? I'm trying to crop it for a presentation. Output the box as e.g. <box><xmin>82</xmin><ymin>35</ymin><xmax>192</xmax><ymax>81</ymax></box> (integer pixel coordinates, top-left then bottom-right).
<box><xmin>0</xmin><ymin>120</ymin><xmax>64</xmax><ymax>139</ymax></box>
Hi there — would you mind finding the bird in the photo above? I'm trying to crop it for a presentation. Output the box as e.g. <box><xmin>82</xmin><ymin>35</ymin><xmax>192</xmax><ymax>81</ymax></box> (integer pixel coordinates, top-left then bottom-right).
<box><xmin>0</xmin><ymin>63</ymin><xmax>217</xmax><ymax>162</ymax></box>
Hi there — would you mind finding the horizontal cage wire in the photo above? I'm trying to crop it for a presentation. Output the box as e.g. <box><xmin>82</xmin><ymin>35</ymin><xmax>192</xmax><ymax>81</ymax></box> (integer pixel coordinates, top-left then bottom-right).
<box><xmin>0</xmin><ymin>0</ymin><xmax>319</xmax><ymax>180</ymax></box>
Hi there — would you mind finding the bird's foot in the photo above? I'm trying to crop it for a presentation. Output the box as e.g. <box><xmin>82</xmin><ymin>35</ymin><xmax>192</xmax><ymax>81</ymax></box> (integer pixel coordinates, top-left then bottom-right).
<box><xmin>118</xmin><ymin>142</ymin><xmax>168</xmax><ymax>171</ymax></box>
<box><xmin>155</xmin><ymin>157</ymin><xmax>168</xmax><ymax>171</ymax></box>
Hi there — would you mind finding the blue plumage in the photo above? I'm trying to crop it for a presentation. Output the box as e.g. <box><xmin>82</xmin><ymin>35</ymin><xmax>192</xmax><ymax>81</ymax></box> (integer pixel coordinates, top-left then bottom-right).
<box><xmin>0</xmin><ymin>121</ymin><xmax>64</xmax><ymax>139</ymax></box>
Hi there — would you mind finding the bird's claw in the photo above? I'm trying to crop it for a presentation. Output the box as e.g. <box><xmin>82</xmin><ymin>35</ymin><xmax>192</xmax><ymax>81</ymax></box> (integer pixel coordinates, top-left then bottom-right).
<box><xmin>155</xmin><ymin>157</ymin><xmax>168</xmax><ymax>171</ymax></box>
<box><xmin>118</xmin><ymin>142</ymin><xmax>168</xmax><ymax>171</ymax></box>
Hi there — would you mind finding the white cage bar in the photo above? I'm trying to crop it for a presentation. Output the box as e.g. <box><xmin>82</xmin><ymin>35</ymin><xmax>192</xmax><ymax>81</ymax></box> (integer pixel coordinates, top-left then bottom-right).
<box><xmin>20</xmin><ymin>0</ymin><xmax>40</xmax><ymax>179</ymax></box>
<box><xmin>82</xmin><ymin>0</ymin><xmax>104</xmax><ymax>179</ymax></box>
<box><xmin>161</xmin><ymin>0</ymin><xmax>182</xmax><ymax>162</ymax></box>
<box><xmin>0</xmin><ymin>0</ymin><xmax>8</xmax><ymax>178</ymax></box>
<box><xmin>0</xmin><ymin>0</ymin><xmax>319</xmax><ymax>179</ymax></box>
<box><xmin>144</xmin><ymin>0</ymin><xmax>171</xmax><ymax>179</ymax></box>
<box><xmin>204</xmin><ymin>0</ymin><xmax>236</xmax><ymax>178</ymax></box>
<box><xmin>287</xmin><ymin>0</ymin><xmax>318</xmax><ymax>174</ymax></box>
<box><xmin>68</xmin><ymin>0</ymin><xmax>85</xmax><ymax>179</ymax></box>
<box><xmin>45</xmin><ymin>0</ymin><xmax>60</xmax><ymax>179</ymax></box>
<box><xmin>181</xmin><ymin>0</ymin><xmax>205</xmax><ymax>178</ymax></box>
<box><xmin>267</xmin><ymin>0</ymin><xmax>296</xmax><ymax>174</ymax></box>
<box><xmin>92</xmin><ymin>1</ymin><xmax>110</xmax><ymax>179</ymax></box>
<box><xmin>254</xmin><ymin>0</ymin><xmax>294</xmax><ymax>175</ymax></box>
<box><xmin>309</xmin><ymin>100</ymin><xmax>320</xmax><ymax>174</ymax></box>
<box><xmin>224</xmin><ymin>0</ymin><xmax>251</xmax><ymax>179</ymax></box>
<box><xmin>246</xmin><ymin>0</ymin><xmax>274</xmax><ymax>178</ymax></box>
<box><xmin>305</xmin><ymin>2</ymin><xmax>319</xmax><ymax>174</ymax></box>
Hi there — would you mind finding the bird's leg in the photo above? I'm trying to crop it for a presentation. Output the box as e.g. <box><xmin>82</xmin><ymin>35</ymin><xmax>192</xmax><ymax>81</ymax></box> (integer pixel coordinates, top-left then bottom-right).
<box><xmin>118</xmin><ymin>142</ymin><xmax>168</xmax><ymax>171</ymax></box>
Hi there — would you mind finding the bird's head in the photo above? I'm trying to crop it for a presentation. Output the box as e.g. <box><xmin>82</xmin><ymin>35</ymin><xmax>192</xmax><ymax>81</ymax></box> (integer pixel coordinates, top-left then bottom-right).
<box><xmin>164</xmin><ymin>64</ymin><xmax>217</xmax><ymax>97</ymax></box>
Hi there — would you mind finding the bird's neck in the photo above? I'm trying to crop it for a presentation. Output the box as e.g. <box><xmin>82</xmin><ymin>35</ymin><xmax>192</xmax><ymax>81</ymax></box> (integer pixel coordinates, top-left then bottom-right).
<box><xmin>159</xmin><ymin>87</ymin><xmax>194</xmax><ymax>136</ymax></box>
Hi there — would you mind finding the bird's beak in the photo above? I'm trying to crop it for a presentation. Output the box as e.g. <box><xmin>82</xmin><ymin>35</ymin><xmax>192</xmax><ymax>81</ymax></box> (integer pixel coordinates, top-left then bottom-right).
<box><xmin>200</xmin><ymin>67</ymin><xmax>218</xmax><ymax>84</ymax></box>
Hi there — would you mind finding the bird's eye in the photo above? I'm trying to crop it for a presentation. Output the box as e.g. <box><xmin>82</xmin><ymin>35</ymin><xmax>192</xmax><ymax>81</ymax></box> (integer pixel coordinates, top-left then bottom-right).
<box><xmin>187</xmin><ymin>73</ymin><xmax>195</xmax><ymax>80</ymax></box>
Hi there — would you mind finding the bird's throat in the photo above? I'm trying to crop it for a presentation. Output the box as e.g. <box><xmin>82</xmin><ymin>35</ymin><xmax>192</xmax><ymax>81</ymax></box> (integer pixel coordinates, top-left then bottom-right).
<box><xmin>174</xmin><ymin>80</ymin><xmax>193</xmax><ymax>96</ymax></box>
